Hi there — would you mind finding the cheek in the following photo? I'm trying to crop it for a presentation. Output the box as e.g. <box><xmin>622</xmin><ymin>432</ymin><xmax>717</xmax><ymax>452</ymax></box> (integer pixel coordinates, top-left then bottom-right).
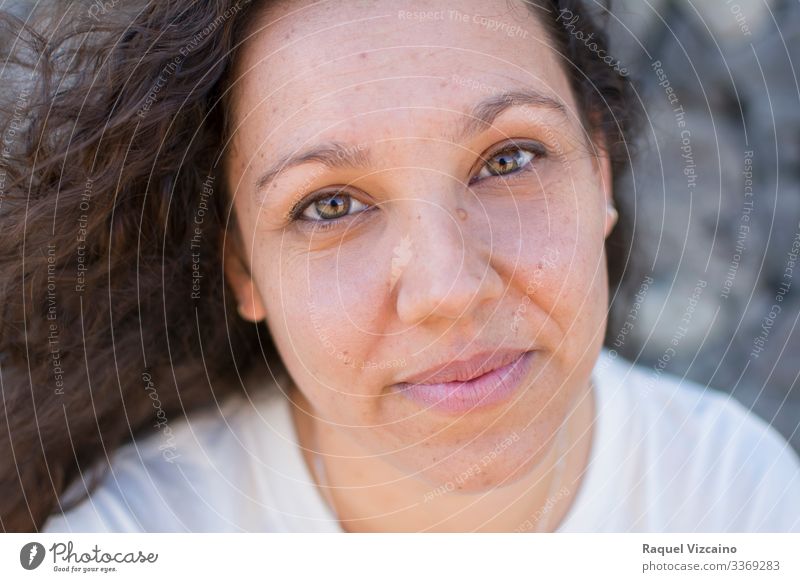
<box><xmin>260</xmin><ymin>235</ymin><xmax>393</xmax><ymax>398</ymax></box>
<box><xmin>489</xmin><ymin>187</ymin><xmax>607</xmax><ymax>333</ymax></box>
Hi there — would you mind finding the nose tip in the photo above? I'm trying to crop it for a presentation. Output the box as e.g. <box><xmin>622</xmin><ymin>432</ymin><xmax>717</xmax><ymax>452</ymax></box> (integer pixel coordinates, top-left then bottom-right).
<box><xmin>394</xmin><ymin>210</ymin><xmax>503</xmax><ymax>326</ymax></box>
<box><xmin>396</xmin><ymin>267</ymin><xmax>503</xmax><ymax>325</ymax></box>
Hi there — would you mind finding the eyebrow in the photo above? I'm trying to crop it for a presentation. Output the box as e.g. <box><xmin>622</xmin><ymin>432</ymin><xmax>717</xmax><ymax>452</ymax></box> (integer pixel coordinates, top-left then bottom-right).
<box><xmin>447</xmin><ymin>88</ymin><xmax>568</xmax><ymax>144</ymax></box>
<box><xmin>253</xmin><ymin>88</ymin><xmax>567</xmax><ymax>195</ymax></box>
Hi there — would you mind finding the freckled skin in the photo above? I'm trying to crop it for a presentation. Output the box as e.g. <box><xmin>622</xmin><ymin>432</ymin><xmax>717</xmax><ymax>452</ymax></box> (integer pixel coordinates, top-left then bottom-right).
<box><xmin>223</xmin><ymin>0</ymin><xmax>617</xmax><ymax>531</ymax></box>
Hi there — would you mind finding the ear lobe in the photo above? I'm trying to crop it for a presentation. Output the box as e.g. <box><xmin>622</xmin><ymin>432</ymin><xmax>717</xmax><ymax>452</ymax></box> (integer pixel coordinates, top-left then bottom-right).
<box><xmin>222</xmin><ymin>232</ymin><xmax>267</xmax><ymax>322</ymax></box>
<box><xmin>597</xmin><ymin>153</ymin><xmax>617</xmax><ymax>239</ymax></box>
<box><xmin>587</xmin><ymin>115</ymin><xmax>617</xmax><ymax>239</ymax></box>
<box><xmin>605</xmin><ymin>201</ymin><xmax>619</xmax><ymax>238</ymax></box>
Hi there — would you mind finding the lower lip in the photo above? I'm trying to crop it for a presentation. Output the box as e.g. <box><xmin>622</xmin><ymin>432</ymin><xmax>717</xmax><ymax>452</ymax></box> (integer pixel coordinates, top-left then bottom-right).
<box><xmin>392</xmin><ymin>351</ymin><xmax>537</xmax><ymax>414</ymax></box>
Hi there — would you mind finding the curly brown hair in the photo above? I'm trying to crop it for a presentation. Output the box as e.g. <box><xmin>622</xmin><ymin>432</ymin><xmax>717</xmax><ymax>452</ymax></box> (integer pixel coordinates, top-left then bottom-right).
<box><xmin>0</xmin><ymin>0</ymin><xmax>638</xmax><ymax>531</ymax></box>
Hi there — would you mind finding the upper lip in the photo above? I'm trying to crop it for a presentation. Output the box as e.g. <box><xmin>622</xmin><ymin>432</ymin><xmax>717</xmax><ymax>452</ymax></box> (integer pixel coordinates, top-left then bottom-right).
<box><xmin>394</xmin><ymin>349</ymin><xmax>531</xmax><ymax>385</ymax></box>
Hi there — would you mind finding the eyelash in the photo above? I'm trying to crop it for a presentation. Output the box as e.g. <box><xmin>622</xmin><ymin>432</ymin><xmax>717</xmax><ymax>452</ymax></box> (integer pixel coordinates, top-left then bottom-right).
<box><xmin>288</xmin><ymin>190</ymin><xmax>371</xmax><ymax>231</ymax></box>
<box><xmin>288</xmin><ymin>140</ymin><xmax>546</xmax><ymax>227</ymax></box>
<box><xmin>469</xmin><ymin>140</ymin><xmax>546</xmax><ymax>185</ymax></box>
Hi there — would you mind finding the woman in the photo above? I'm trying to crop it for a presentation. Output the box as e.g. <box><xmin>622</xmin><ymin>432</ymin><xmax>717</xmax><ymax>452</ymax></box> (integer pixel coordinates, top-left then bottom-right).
<box><xmin>1</xmin><ymin>0</ymin><xmax>797</xmax><ymax>532</ymax></box>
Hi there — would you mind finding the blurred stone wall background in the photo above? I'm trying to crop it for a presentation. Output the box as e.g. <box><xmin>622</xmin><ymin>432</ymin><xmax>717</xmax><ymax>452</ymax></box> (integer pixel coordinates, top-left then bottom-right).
<box><xmin>605</xmin><ymin>0</ymin><xmax>800</xmax><ymax>451</ymax></box>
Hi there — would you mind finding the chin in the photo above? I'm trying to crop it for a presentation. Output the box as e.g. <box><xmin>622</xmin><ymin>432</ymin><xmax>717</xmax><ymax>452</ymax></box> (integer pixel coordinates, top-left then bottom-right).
<box><xmin>415</xmin><ymin>444</ymin><xmax>540</xmax><ymax>496</ymax></box>
<box><xmin>397</xmin><ymin>420</ymin><xmax>550</xmax><ymax>493</ymax></box>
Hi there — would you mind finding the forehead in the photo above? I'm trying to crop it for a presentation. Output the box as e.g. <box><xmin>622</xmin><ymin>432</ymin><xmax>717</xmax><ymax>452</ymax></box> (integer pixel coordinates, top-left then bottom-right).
<box><xmin>228</xmin><ymin>0</ymin><xmax>574</xmax><ymax>154</ymax></box>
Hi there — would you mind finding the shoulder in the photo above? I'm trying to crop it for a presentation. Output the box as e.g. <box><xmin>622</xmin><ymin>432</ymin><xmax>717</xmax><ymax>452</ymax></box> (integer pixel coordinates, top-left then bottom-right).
<box><xmin>595</xmin><ymin>349</ymin><xmax>800</xmax><ymax>532</ymax></box>
<box><xmin>42</xmin><ymin>381</ymin><xmax>290</xmax><ymax>533</ymax></box>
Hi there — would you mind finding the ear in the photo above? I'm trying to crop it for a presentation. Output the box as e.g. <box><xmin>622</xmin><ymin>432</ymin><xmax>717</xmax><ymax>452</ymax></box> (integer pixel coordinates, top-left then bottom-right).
<box><xmin>587</xmin><ymin>110</ymin><xmax>618</xmax><ymax>239</ymax></box>
<box><xmin>598</xmin><ymin>152</ymin><xmax>617</xmax><ymax>239</ymax></box>
<box><xmin>223</xmin><ymin>230</ymin><xmax>267</xmax><ymax>322</ymax></box>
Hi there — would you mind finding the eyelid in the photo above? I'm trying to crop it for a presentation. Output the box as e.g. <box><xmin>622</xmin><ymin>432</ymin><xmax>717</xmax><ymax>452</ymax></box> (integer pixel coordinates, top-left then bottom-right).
<box><xmin>288</xmin><ymin>187</ymin><xmax>372</xmax><ymax>223</ymax></box>
<box><xmin>287</xmin><ymin>187</ymin><xmax>345</xmax><ymax>221</ymax></box>
<box><xmin>471</xmin><ymin>139</ymin><xmax>547</xmax><ymax>183</ymax></box>
<box><xmin>481</xmin><ymin>138</ymin><xmax>546</xmax><ymax>161</ymax></box>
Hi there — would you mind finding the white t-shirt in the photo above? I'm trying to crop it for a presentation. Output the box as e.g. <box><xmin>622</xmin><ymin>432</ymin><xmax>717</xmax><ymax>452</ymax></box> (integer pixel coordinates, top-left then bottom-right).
<box><xmin>42</xmin><ymin>348</ymin><xmax>800</xmax><ymax>532</ymax></box>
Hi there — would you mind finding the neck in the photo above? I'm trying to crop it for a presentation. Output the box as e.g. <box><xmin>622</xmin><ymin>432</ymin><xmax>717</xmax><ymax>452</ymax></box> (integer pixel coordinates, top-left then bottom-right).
<box><xmin>290</xmin><ymin>379</ymin><xmax>595</xmax><ymax>532</ymax></box>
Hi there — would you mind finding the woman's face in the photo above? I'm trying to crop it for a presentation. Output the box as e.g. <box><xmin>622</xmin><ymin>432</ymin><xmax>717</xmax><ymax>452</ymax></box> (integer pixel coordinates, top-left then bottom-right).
<box><xmin>224</xmin><ymin>0</ymin><xmax>615</xmax><ymax>491</ymax></box>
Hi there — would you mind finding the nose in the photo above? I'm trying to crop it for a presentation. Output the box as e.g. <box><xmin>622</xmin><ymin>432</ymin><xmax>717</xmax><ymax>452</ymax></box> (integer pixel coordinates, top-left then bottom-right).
<box><xmin>394</xmin><ymin>201</ymin><xmax>504</xmax><ymax>326</ymax></box>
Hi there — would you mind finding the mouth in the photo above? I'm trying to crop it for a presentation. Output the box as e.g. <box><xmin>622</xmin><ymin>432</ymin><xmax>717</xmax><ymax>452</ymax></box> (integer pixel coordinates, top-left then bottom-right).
<box><xmin>390</xmin><ymin>350</ymin><xmax>537</xmax><ymax>414</ymax></box>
